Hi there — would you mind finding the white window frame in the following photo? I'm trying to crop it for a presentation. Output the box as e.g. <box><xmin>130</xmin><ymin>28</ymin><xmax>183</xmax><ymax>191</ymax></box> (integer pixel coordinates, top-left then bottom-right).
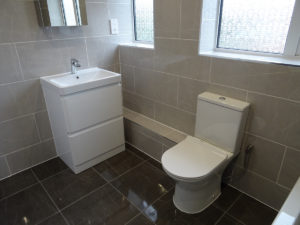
<box><xmin>199</xmin><ymin>0</ymin><xmax>300</xmax><ymax>66</ymax></box>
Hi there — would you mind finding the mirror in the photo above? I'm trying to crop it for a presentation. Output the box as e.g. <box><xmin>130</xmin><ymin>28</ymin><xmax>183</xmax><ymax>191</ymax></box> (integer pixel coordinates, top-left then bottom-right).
<box><xmin>35</xmin><ymin>0</ymin><xmax>88</xmax><ymax>27</ymax></box>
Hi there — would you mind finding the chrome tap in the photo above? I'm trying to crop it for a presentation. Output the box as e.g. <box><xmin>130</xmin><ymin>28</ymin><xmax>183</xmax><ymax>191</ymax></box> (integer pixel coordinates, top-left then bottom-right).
<box><xmin>71</xmin><ymin>58</ymin><xmax>81</xmax><ymax>74</ymax></box>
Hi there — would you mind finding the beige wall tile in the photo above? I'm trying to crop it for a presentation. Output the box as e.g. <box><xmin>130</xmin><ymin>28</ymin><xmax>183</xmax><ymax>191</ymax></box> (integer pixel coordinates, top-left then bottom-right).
<box><xmin>180</xmin><ymin>0</ymin><xmax>201</xmax><ymax>39</ymax></box>
<box><xmin>278</xmin><ymin>148</ymin><xmax>300</xmax><ymax>188</ymax></box>
<box><xmin>108</xmin><ymin>3</ymin><xmax>133</xmax><ymax>35</ymax></box>
<box><xmin>247</xmin><ymin>93</ymin><xmax>300</xmax><ymax>149</ymax></box>
<box><xmin>155</xmin><ymin>103</ymin><xmax>195</xmax><ymax>135</ymax></box>
<box><xmin>135</xmin><ymin>68</ymin><xmax>178</xmax><ymax>106</ymax></box>
<box><xmin>123</xmin><ymin>91</ymin><xmax>155</xmax><ymax>118</ymax></box>
<box><xmin>0</xmin><ymin>44</ymin><xmax>23</xmax><ymax>84</ymax></box>
<box><xmin>121</xmin><ymin>64</ymin><xmax>135</xmax><ymax>91</ymax></box>
<box><xmin>154</xmin><ymin>0</ymin><xmax>181</xmax><ymax>38</ymax></box>
<box><xmin>0</xmin><ymin>115</ymin><xmax>40</xmax><ymax>156</ymax></box>
<box><xmin>35</xmin><ymin>111</ymin><xmax>53</xmax><ymax>141</ymax></box>
<box><xmin>207</xmin><ymin>83</ymin><xmax>247</xmax><ymax>101</ymax></box>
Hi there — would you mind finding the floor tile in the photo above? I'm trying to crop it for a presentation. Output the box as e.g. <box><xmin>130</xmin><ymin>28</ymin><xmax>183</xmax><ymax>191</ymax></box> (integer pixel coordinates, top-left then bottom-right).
<box><xmin>213</xmin><ymin>185</ymin><xmax>241</xmax><ymax>211</ymax></box>
<box><xmin>32</xmin><ymin>157</ymin><xmax>68</xmax><ymax>180</ymax></box>
<box><xmin>0</xmin><ymin>184</ymin><xmax>57</xmax><ymax>225</ymax></box>
<box><xmin>0</xmin><ymin>169</ymin><xmax>37</xmax><ymax>199</ymax></box>
<box><xmin>143</xmin><ymin>190</ymin><xmax>223</xmax><ymax>225</ymax></box>
<box><xmin>228</xmin><ymin>194</ymin><xmax>277</xmax><ymax>225</ymax></box>
<box><xmin>111</xmin><ymin>162</ymin><xmax>174</xmax><ymax>211</ymax></box>
<box><xmin>127</xmin><ymin>214</ymin><xmax>154</xmax><ymax>225</ymax></box>
<box><xmin>62</xmin><ymin>184</ymin><xmax>139</xmax><ymax>225</ymax></box>
<box><xmin>216</xmin><ymin>215</ymin><xmax>244</xmax><ymax>225</ymax></box>
<box><xmin>38</xmin><ymin>213</ymin><xmax>67</xmax><ymax>225</ymax></box>
<box><xmin>42</xmin><ymin>168</ymin><xmax>106</xmax><ymax>209</ymax></box>
<box><xmin>94</xmin><ymin>150</ymin><xmax>143</xmax><ymax>181</ymax></box>
<box><xmin>126</xmin><ymin>144</ymin><xmax>151</xmax><ymax>161</ymax></box>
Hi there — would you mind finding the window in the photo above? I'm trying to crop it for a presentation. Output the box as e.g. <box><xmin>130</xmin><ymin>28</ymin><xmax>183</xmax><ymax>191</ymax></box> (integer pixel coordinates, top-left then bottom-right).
<box><xmin>217</xmin><ymin>0</ymin><xmax>296</xmax><ymax>54</ymax></box>
<box><xmin>133</xmin><ymin>0</ymin><xmax>154</xmax><ymax>43</ymax></box>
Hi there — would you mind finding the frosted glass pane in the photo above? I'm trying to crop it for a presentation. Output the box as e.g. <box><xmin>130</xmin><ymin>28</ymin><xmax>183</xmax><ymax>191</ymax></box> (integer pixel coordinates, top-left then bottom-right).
<box><xmin>134</xmin><ymin>0</ymin><xmax>153</xmax><ymax>42</ymax></box>
<box><xmin>218</xmin><ymin>0</ymin><xmax>296</xmax><ymax>54</ymax></box>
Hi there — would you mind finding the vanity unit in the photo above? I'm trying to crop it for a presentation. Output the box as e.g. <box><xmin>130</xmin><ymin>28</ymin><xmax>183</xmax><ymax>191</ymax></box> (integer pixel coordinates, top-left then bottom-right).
<box><xmin>40</xmin><ymin>68</ymin><xmax>125</xmax><ymax>173</ymax></box>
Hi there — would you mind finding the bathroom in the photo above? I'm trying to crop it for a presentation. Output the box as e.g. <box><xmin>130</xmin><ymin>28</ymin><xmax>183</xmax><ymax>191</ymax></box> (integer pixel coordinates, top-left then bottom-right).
<box><xmin>0</xmin><ymin>0</ymin><xmax>299</xmax><ymax>224</ymax></box>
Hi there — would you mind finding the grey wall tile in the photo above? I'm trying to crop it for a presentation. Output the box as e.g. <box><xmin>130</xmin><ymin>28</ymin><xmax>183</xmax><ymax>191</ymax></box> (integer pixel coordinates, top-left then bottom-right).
<box><xmin>51</xmin><ymin>27</ymin><xmax>84</xmax><ymax>39</ymax></box>
<box><xmin>108</xmin><ymin>3</ymin><xmax>133</xmax><ymax>35</ymax></box>
<box><xmin>154</xmin><ymin>0</ymin><xmax>181</xmax><ymax>38</ymax></box>
<box><xmin>35</xmin><ymin>111</ymin><xmax>53</xmax><ymax>141</ymax></box>
<box><xmin>207</xmin><ymin>83</ymin><xmax>247</xmax><ymax>101</ymax></box>
<box><xmin>6</xmin><ymin>139</ymin><xmax>56</xmax><ymax>174</ymax></box>
<box><xmin>180</xmin><ymin>0</ymin><xmax>201</xmax><ymax>39</ymax></box>
<box><xmin>230</xmin><ymin>166</ymin><xmax>289</xmax><ymax>210</ymax></box>
<box><xmin>131</xmin><ymin>47</ymin><xmax>154</xmax><ymax>70</ymax></box>
<box><xmin>0</xmin><ymin>156</ymin><xmax>10</xmax><ymax>179</ymax></box>
<box><xmin>0</xmin><ymin>115</ymin><xmax>40</xmax><ymax>156</ymax></box>
<box><xmin>123</xmin><ymin>91</ymin><xmax>155</xmax><ymax>118</ymax></box>
<box><xmin>238</xmin><ymin>134</ymin><xmax>285</xmax><ymax>181</ymax></box>
<box><xmin>0</xmin><ymin>44</ymin><xmax>23</xmax><ymax>84</ymax></box>
<box><xmin>278</xmin><ymin>148</ymin><xmax>300</xmax><ymax>188</ymax></box>
<box><xmin>247</xmin><ymin>93</ymin><xmax>300</xmax><ymax>149</ymax></box>
<box><xmin>155</xmin><ymin>103</ymin><xmax>195</xmax><ymax>135</ymax></box>
<box><xmin>135</xmin><ymin>68</ymin><xmax>178</xmax><ymax>106</ymax></box>
<box><xmin>121</xmin><ymin>64</ymin><xmax>135</xmax><ymax>91</ymax></box>
<box><xmin>17</xmin><ymin>39</ymin><xmax>88</xmax><ymax>80</ymax></box>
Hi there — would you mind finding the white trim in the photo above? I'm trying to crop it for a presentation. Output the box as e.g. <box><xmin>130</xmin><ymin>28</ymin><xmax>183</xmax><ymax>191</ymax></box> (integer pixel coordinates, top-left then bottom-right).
<box><xmin>120</xmin><ymin>42</ymin><xmax>154</xmax><ymax>49</ymax></box>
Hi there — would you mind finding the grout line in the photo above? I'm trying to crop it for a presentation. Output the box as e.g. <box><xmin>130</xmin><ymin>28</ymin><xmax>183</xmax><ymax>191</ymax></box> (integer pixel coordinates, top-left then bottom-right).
<box><xmin>3</xmin><ymin>155</ymin><xmax>12</xmax><ymax>176</ymax></box>
<box><xmin>13</xmin><ymin>43</ymin><xmax>25</xmax><ymax>81</ymax></box>
<box><xmin>84</xmin><ymin>38</ymin><xmax>90</xmax><ymax>67</ymax></box>
<box><xmin>35</xmin><ymin>212</ymin><xmax>62</xmax><ymax>225</ymax></box>
<box><xmin>124</xmin><ymin>213</ymin><xmax>142</xmax><ymax>225</ymax></box>
<box><xmin>0</xmin><ymin>109</ymin><xmax>48</xmax><ymax>125</ymax></box>
<box><xmin>245</xmin><ymin>131</ymin><xmax>287</xmax><ymax>148</ymax></box>
<box><xmin>276</xmin><ymin>146</ymin><xmax>287</xmax><ymax>183</ymax></box>
<box><xmin>0</xmin><ymin>182</ymin><xmax>39</xmax><ymax>202</ymax></box>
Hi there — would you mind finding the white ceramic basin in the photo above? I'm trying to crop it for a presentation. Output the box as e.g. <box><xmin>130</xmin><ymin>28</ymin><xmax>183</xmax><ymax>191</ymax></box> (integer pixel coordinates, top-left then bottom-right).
<box><xmin>40</xmin><ymin>67</ymin><xmax>121</xmax><ymax>95</ymax></box>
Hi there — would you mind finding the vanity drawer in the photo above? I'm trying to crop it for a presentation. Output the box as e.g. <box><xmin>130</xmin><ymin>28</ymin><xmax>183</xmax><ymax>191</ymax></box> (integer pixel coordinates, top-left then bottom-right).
<box><xmin>61</xmin><ymin>84</ymin><xmax>122</xmax><ymax>133</ymax></box>
<box><xmin>68</xmin><ymin>116</ymin><xmax>125</xmax><ymax>166</ymax></box>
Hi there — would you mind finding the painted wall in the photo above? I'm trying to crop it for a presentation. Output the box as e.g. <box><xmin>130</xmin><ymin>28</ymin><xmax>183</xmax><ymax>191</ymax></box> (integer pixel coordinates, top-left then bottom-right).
<box><xmin>120</xmin><ymin>0</ymin><xmax>300</xmax><ymax>210</ymax></box>
<box><xmin>0</xmin><ymin>0</ymin><xmax>133</xmax><ymax>179</ymax></box>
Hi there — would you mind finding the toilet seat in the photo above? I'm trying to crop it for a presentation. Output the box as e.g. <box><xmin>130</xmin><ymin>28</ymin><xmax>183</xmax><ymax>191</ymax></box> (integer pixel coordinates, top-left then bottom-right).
<box><xmin>162</xmin><ymin>136</ymin><xmax>232</xmax><ymax>181</ymax></box>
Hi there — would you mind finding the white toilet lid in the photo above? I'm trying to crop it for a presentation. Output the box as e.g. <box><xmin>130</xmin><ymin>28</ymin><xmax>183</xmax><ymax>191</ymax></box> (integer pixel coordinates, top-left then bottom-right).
<box><xmin>162</xmin><ymin>136</ymin><xmax>231</xmax><ymax>179</ymax></box>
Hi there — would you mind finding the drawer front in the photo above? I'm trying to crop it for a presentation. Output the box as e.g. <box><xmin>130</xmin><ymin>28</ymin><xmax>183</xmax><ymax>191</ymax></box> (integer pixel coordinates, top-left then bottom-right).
<box><xmin>62</xmin><ymin>84</ymin><xmax>122</xmax><ymax>133</ymax></box>
<box><xmin>68</xmin><ymin>117</ymin><xmax>125</xmax><ymax>166</ymax></box>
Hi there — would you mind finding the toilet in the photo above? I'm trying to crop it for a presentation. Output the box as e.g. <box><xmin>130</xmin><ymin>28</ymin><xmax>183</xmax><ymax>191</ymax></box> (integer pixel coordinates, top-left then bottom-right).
<box><xmin>161</xmin><ymin>92</ymin><xmax>250</xmax><ymax>214</ymax></box>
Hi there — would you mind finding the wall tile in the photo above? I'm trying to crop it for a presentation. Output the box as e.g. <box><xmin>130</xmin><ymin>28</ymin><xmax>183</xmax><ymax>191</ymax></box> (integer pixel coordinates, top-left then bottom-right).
<box><xmin>207</xmin><ymin>83</ymin><xmax>247</xmax><ymax>101</ymax></box>
<box><xmin>154</xmin><ymin>0</ymin><xmax>181</xmax><ymax>38</ymax></box>
<box><xmin>0</xmin><ymin>115</ymin><xmax>40</xmax><ymax>156</ymax></box>
<box><xmin>108</xmin><ymin>3</ymin><xmax>133</xmax><ymax>35</ymax></box>
<box><xmin>180</xmin><ymin>0</ymin><xmax>201</xmax><ymax>39</ymax></box>
<box><xmin>35</xmin><ymin>111</ymin><xmax>53</xmax><ymax>141</ymax></box>
<box><xmin>0</xmin><ymin>44</ymin><xmax>23</xmax><ymax>84</ymax></box>
<box><xmin>0</xmin><ymin>0</ymin><xmax>14</xmax><ymax>43</ymax></box>
<box><xmin>135</xmin><ymin>68</ymin><xmax>178</xmax><ymax>106</ymax></box>
<box><xmin>17</xmin><ymin>39</ymin><xmax>88</xmax><ymax>80</ymax></box>
<box><xmin>83</xmin><ymin>3</ymin><xmax>110</xmax><ymax>36</ymax></box>
<box><xmin>0</xmin><ymin>156</ymin><xmax>10</xmax><ymax>179</ymax></box>
<box><xmin>121</xmin><ymin>64</ymin><xmax>135</xmax><ymax>91</ymax></box>
<box><xmin>51</xmin><ymin>27</ymin><xmax>84</xmax><ymax>40</ymax></box>
<box><xmin>238</xmin><ymin>134</ymin><xmax>285</xmax><ymax>181</ymax></box>
<box><xmin>155</xmin><ymin>103</ymin><xmax>195</xmax><ymax>135</ymax></box>
<box><xmin>247</xmin><ymin>93</ymin><xmax>300</xmax><ymax>149</ymax></box>
<box><xmin>230</xmin><ymin>166</ymin><xmax>289</xmax><ymax>210</ymax></box>
<box><xmin>278</xmin><ymin>148</ymin><xmax>300</xmax><ymax>188</ymax></box>
<box><xmin>132</xmin><ymin>47</ymin><xmax>154</xmax><ymax>70</ymax></box>
<box><xmin>123</xmin><ymin>91</ymin><xmax>155</xmax><ymax>118</ymax></box>
<box><xmin>6</xmin><ymin>139</ymin><xmax>56</xmax><ymax>174</ymax></box>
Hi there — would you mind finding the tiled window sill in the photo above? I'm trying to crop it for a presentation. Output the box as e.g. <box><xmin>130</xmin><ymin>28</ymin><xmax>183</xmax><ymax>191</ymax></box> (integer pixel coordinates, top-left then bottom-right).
<box><xmin>200</xmin><ymin>50</ymin><xmax>300</xmax><ymax>67</ymax></box>
<box><xmin>120</xmin><ymin>42</ymin><xmax>154</xmax><ymax>49</ymax></box>
<box><xmin>123</xmin><ymin>107</ymin><xmax>187</xmax><ymax>143</ymax></box>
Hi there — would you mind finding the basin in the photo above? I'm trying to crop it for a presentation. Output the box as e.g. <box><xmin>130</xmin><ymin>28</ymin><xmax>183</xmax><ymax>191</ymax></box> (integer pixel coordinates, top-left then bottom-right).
<box><xmin>40</xmin><ymin>67</ymin><xmax>125</xmax><ymax>173</ymax></box>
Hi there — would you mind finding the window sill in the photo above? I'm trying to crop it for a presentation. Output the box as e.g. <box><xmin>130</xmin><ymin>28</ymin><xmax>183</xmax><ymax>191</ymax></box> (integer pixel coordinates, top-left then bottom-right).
<box><xmin>200</xmin><ymin>50</ymin><xmax>300</xmax><ymax>67</ymax></box>
<box><xmin>120</xmin><ymin>42</ymin><xmax>154</xmax><ymax>49</ymax></box>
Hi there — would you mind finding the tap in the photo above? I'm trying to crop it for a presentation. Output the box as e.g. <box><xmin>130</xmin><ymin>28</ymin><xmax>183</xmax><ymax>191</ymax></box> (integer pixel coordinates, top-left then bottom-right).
<box><xmin>71</xmin><ymin>58</ymin><xmax>81</xmax><ymax>74</ymax></box>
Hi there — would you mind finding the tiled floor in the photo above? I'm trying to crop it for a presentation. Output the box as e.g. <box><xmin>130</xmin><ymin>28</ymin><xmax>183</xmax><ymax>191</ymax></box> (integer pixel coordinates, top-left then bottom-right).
<box><xmin>0</xmin><ymin>146</ymin><xmax>277</xmax><ymax>225</ymax></box>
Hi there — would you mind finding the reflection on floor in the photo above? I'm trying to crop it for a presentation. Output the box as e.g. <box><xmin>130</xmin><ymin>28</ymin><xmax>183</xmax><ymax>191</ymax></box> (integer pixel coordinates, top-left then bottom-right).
<box><xmin>0</xmin><ymin>145</ymin><xmax>277</xmax><ymax>225</ymax></box>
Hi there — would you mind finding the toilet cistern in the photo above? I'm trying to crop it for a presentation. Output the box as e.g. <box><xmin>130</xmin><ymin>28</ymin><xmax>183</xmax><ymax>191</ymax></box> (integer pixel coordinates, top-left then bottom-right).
<box><xmin>71</xmin><ymin>58</ymin><xmax>81</xmax><ymax>74</ymax></box>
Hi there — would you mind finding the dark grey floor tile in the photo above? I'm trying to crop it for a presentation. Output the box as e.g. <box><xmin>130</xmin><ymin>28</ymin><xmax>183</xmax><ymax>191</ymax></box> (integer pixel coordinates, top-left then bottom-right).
<box><xmin>94</xmin><ymin>150</ymin><xmax>143</xmax><ymax>181</ymax></box>
<box><xmin>147</xmin><ymin>157</ymin><xmax>163</xmax><ymax>170</ymax></box>
<box><xmin>216</xmin><ymin>215</ymin><xmax>244</xmax><ymax>225</ymax></box>
<box><xmin>0</xmin><ymin>184</ymin><xmax>57</xmax><ymax>225</ymax></box>
<box><xmin>228</xmin><ymin>194</ymin><xmax>277</xmax><ymax>225</ymax></box>
<box><xmin>126</xmin><ymin>144</ymin><xmax>151</xmax><ymax>161</ymax></box>
<box><xmin>143</xmin><ymin>190</ymin><xmax>223</xmax><ymax>225</ymax></box>
<box><xmin>62</xmin><ymin>184</ymin><xmax>139</xmax><ymax>225</ymax></box>
<box><xmin>38</xmin><ymin>213</ymin><xmax>67</xmax><ymax>225</ymax></box>
<box><xmin>127</xmin><ymin>214</ymin><xmax>154</xmax><ymax>225</ymax></box>
<box><xmin>213</xmin><ymin>185</ymin><xmax>241</xmax><ymax>211</ymax></box>
<box><xmin>0</xmin><ymin>169</ymin><xmax>37</xmax><ymax>199</ymax></box>
<box><xmin>111</xmin><ymin>162</ymin><xmax>174</xmax><ymax>211</ymax></box>
<box><xmin>42</xmin><ymin>168</ymin><xmax>106</xmax><ymax>209</ymax></box>
<box><xmin>32</xmin><ymin>157</ymin><xmax>68</xmax><ymax>180</ymax></box>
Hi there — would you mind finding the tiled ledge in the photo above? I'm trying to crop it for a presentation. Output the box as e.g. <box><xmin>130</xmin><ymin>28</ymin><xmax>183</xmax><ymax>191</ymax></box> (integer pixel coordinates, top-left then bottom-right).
<box><xmin>123</xmin><ymin>107</ymin><xmax>187</xmax><ymax>144</ymax></box>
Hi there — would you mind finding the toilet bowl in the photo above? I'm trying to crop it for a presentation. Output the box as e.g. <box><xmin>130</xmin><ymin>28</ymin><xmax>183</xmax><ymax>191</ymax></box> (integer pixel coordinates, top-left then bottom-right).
<box><xmin>161</xmin><ymin>92</ymin><xmax>250</xmax><ymax>214</ymax></box>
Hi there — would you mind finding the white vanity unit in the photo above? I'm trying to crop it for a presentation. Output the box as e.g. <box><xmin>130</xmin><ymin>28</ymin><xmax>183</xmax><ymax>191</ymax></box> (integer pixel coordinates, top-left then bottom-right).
<box><xmin>40</xmin><ymin>68</ymin><xmax>125</xmax><ymax>173</ymax></box>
